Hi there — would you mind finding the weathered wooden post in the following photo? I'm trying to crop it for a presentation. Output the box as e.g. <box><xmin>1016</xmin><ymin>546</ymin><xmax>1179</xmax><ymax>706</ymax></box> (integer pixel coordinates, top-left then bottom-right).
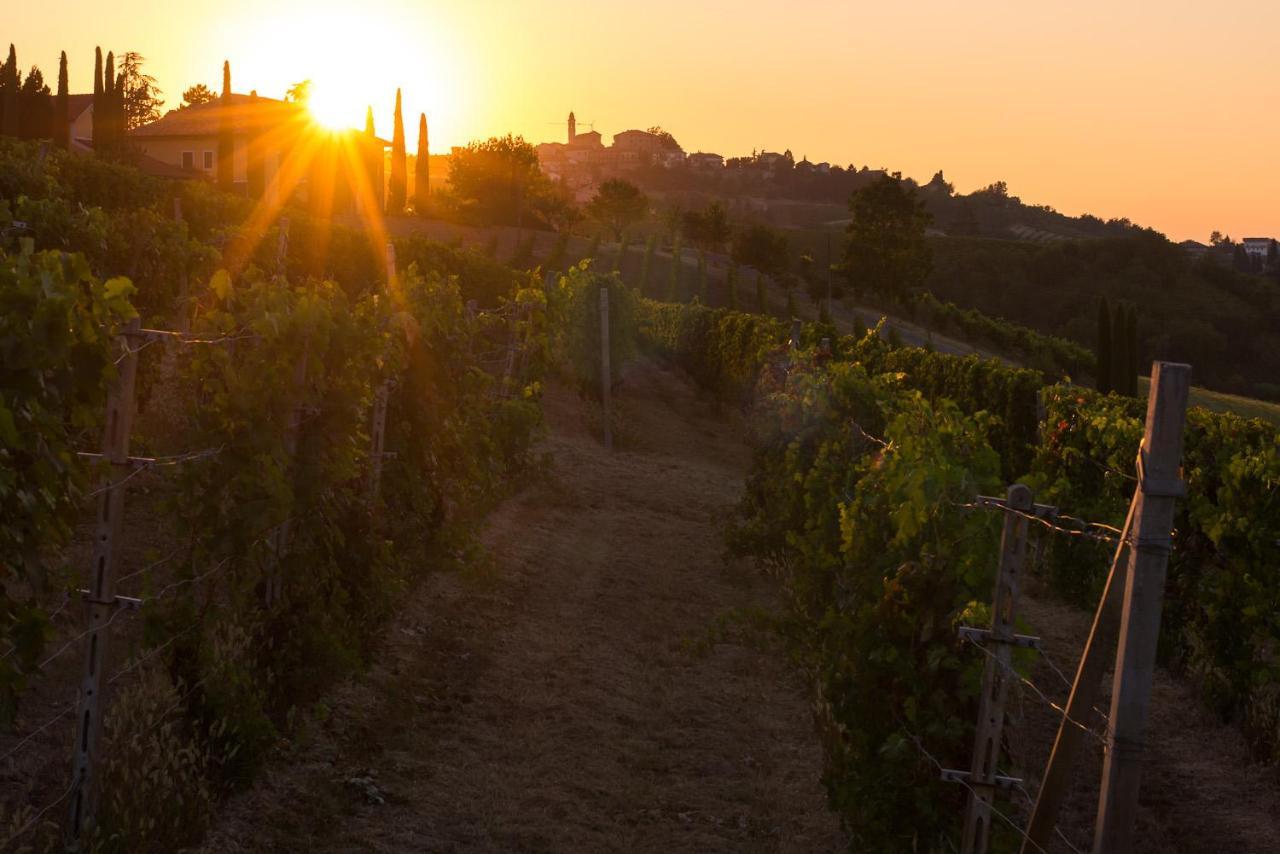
<box><xmin>954</xmin><ymin>484</ymin><xmax>1035</xmax><ymax>854</ymax></box>
<box><xmin>69</xmin><ymin>317</ymin><xmax>143</xmax><ymax>841</ymax></box>
<box><xmin>600</xmin><ymin>287</ymin><xmax>613</xmax><ymax>451</ymax></box>
<box><xmin>1093</xmin><ymin>362</ymin><xmax>1190</xmax><ymax>853</ymax></box>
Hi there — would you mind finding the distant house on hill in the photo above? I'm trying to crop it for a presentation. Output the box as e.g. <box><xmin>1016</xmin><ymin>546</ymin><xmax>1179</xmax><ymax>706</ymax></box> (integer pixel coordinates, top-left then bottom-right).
<box><xmin>1178</xmin><ymin>239</ymin><xmax>1210</xmax><ymax>260</ymax></box>
<box><xmin>535</xmin><ymin>111</ymin><xmax>687</xmax><ymax>200</ymax></box>
<box><xmin>130</xmin><ymin>93</ymin><xmax>388</xmax><ymax>207</ymax></box>
<box><xmin>1242</xmin><ymin>237</ymin><xmax>1276</xmax><ymax>263</ymax></box>
<box><xmin>688</xmin><ymin>152</ymin><xmax>724</xmax><ymax>170</ymax></box>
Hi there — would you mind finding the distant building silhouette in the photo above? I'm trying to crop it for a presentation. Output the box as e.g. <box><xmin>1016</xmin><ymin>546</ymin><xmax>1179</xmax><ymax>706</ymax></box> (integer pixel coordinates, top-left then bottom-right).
<box><xmin>536</xmin><ymin>111</ymin><xmax>685</xmax><ymax>201</ymax></box>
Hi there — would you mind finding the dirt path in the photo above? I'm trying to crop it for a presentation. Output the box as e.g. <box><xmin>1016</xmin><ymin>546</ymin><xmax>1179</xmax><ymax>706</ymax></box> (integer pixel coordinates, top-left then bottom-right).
<box><xmin>197</xmin><ymin>359</ymin><xmax>844</xmax><ymax>853</ymax></box>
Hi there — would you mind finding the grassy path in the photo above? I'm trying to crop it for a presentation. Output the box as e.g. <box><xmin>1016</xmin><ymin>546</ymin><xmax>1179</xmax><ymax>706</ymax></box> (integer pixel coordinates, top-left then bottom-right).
<box><xmin>198</xmin><ymin>359</ymin><xmax>843</xmax><ymax>853</ymax></box>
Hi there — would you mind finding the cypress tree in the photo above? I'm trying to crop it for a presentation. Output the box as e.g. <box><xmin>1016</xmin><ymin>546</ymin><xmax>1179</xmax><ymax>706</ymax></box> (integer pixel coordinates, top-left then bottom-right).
<box><xmin>666</xmin><ymin>239</ymin><xmax>680</xmax><ymax>301</ymax></box>
<box><xmin>786</xmin><ymin>289</ymin><xmax>798</xmax><ymax>319</ymax></box>
<box><xmin>103</xmin><ymin>51</ymin><xmax>115</xmax><ymax>152</ymax></box>
<box><xmin>756</xmin><ymin>271</ymin><xmax>767</xmax><ymax>314</ymax></box>
<box><xmin>1110</xmin><ymin>302</ymin><xmax>1129</xmax><ymax>396</ymax></box>
<box><xmin>639</xmin><ymin>235</ymin><xmax>655</xmax><ymax>295</ymax></box>
<box><xmin>1126</xmin><ymin>303</ymin><xmax>1140</xmax><ymax>396</ymax></box>
<box><xmin>55</xmin><ymin>51</ymin><xmax>68</xmax><ymax>148</ymax></box>
<box><xmin>2</xmin><ymin>45</ymin><xmax>18</xmax><ymax>137</ymax></box>
<box><xmin>852</xmin><ymin>313</ymin><xmax>866</xmax><ymax>340</ymax></box>
<box><xmin>1096</xmin><ymin>296</ymin><xmax>1112</xmax><ymax>393</ymax></box>
<box><xmin>362</xmin><ymin>105</ymin><xmax>381</xmax><ymax>211</ymax></box>
<box><xmin>246</xmin><ymin>90</ymin><xmax>265</xmax><ymax>197</ymax></box>
<box><xmin>217</xmin><ymin>60</ymin><xmax>234</xmax><ymax>190</ymax></box>
<box><xmin>727</xmin><ymin>263</ymin><xmax>739</xmax><ymax>310</ymax></box>
<box><xmin>364</xmin><ymin>105</ymin><xmax>375</xmax><ymax>136</ymax></box>
<box><xmin>92</xmin><ymin>47</ymin><xmax>102</xmax><ymax>149</ymax></box>
<box><xmin>413</xmin><ymin>113</ymin><xmax>429</xmax><ymax>214</ymax></box>
<box><xmin>585</xmin><ymin>234</ymin><xmax>600</xmax><ymax>265</ymax></box>
<box><xmin>388</xmin><ymin>88</ymin><xmax>406</xmax><ymax>213</ymax></box>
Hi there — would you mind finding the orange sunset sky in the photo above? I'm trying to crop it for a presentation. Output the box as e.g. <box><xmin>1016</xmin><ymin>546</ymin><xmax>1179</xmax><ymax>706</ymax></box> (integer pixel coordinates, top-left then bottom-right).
<box><xmin>10</xmin><ymin>0</ymin><xmax>1279</xmax><ymax>242</ymax></box>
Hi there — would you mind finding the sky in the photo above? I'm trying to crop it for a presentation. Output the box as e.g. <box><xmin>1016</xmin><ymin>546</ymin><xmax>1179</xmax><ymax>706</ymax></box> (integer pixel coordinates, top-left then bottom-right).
<box><xmin>9</xmin><ymin>0</ymin><xmax>1279</xmax><ymax>241</ymax></box>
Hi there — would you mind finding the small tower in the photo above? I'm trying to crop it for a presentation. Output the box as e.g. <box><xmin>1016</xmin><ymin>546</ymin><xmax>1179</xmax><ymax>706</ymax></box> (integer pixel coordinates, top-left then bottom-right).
<box><xmin>568</xmin><ymin>111</ymin><xmax>576</xmax><ymax>144</ymax></box>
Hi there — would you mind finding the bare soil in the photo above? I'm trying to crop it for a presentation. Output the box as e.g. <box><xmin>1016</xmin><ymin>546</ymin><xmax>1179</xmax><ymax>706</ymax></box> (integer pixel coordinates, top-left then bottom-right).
<box><xmin>195</xmin><ymin>359</ymin><xmax>845</xmax><ymax>853</ymax></box>
<box><xmin>1011</xmin><ymin>577</ymin><xmax>1280</xmax><ymax>853</ymax></box>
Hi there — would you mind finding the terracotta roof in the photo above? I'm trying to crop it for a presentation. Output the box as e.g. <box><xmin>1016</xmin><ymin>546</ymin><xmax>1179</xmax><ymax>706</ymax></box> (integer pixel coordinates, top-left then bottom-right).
<box><xmin>130</xmin><ymin>93</ymin><xmax>304</xmax><ymax>138</ymax></box>
<box><xmin>66</xmin><ymin>94</ymin><xmax>94</xmax><ymax>120</ymax></box>
<box><xmin>128</xmin><ymin>94</ymin><xmax>389</xmax><ymax>146</ymax></box>
<box><xmin>134</xmin><ymin>153</ymin><xmax>202</xmax><ymax>180</ymax></box>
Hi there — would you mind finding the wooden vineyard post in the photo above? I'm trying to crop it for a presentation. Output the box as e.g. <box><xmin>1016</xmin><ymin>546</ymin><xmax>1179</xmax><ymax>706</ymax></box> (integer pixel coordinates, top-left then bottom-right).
<box><xmin>948</xmin><ymin>484</ymin><xmax>1036</xmax><ymax>854</ymax></box>
<box><xmin>1021</xmin><ymin>499</ymin><xmax>1138</xmax><ymax>852</ymax></box>
<box><xmin>366</xmin><ymin>382</ymin><xmax>389</xmax><ymax>505</ymax></box>
<box><xmin>69</xmin><ymin>318</ymin><xmax>143</xmax><ymax>841</ymax></box>
<box><xmin>599</xmin><ymin>287</ymin><xmax>613</xmax><ymax>451</ymax></box>
<box><xmin>1093</xmin><ymin>362</ymin><xmax>1190</xmax><ymax>853</ymax></box>
<box><xmin>267</xmin><ymin>339</ymin><xmax>309</xmax><ymax>607</ymax></box>
<box><xmin>276</xmin><ymin>216</ymin><xmax>290</xmax><ymax>277</ymax></box>
<box><xmin>366</xmin><ymin>242</ymin><xmax>395</xmax><ymax>505</ymax></box>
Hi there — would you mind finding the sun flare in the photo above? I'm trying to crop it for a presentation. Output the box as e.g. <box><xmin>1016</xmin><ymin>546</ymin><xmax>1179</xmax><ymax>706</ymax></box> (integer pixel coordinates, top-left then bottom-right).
<box><xmin>307</xmin><ymin>81</ymin><xmax>359</xmax><ymax>131</ymax></box>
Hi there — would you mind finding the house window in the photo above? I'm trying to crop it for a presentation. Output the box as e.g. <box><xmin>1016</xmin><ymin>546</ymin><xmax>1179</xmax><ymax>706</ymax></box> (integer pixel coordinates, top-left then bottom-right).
<box><xmin>181</xmin><ymin>151</ymin><xmax>194</xmax><ymax>170</ymax></box>
<box><xmin>203</xmin><ymin>151</ymin><xmax>214</xmax><ymax>170</ymax></box>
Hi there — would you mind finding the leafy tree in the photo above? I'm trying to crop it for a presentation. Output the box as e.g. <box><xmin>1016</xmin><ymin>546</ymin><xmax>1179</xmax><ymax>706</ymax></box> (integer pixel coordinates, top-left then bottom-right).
<box><xmin>388</xmin><ymin>88</ymin><xmax>406</xmax><ymax>213</ymax></box>
<box><xmin>284</xmin><ymin>79</ymin><xmax>312</xmax><ymax>104</ymax></box>
<box><xmin>843</xmin><ymin>175</ymin><xmax>932</xmax><ymax>303</ymax></box>
<box><xmin>414</xmin><ymin>113</ymin><xmax>429</xmax><ymax>214</ymax></box>
<box><xmin>732</xmin><ymin>223</ymin><xmax>790</xmax><ymax>277</ymax></box>
<box><xmin>181</xmin><ymin>83</ymin><xmax>217</xmax><ymax>108</ymax></box>
<box><xmin>645</xmin><ymin>125</ymin><xmax>681</xmax><ymax>151</ymax></box>
<box><xmin>217</xmin><ymin>60</ymin><xmax>233</xmax><ymax>190</ymax></box>
<box><xmin>445</xmin><ymin>135</ymin><xmax>554</xmax><ymax>228</ymax></box>
<box><xmin>585</xmin><ymin>179</ymin><xmax>648</xmax><ymax>241</ymax></box>
<box><xmin>681</xmin><ymin>200</ymin><xmax>731</xmax><ymax>252</ymax></box>
<box><xmin>55</xmin><ymin>51</ymin><xmax>68</xmax><ymax>148</ymax></box>
<box><xmin>117</xmin><ymin>52</ymin><xmax>162</xmax><ymax>130</ymax></box>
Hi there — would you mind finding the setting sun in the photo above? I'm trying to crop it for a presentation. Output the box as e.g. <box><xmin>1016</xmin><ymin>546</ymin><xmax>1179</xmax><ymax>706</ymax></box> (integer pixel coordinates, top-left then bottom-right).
<box><xmin>306</xmin><ymin>80</ymin><xmax>360</xmax><ymax>130</ymax></box>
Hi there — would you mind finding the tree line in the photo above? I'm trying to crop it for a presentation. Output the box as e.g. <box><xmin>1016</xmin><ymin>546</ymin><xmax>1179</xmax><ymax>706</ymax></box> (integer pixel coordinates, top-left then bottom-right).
<box><xmin>0</xmin><ymin>44</ymin><xmax>161</xmax><ymax>152</ymax></box>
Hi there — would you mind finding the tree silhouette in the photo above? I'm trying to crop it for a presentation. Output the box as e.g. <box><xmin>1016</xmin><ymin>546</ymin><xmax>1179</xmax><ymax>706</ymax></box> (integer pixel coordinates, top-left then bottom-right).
<box><xmin>585</xmin><ymin>179</ymin><xmax>648</xmax><ymax>241</ymax></box>
<box><xmin>118</xmin><ymin>52</ymin><xmax>162</xmax><ymax>130</ymax></box>
<box><xmin>388</xmin><ymin>88</ymin><xmax>406</xmax><ymax>213</ymax></box>
<box><xmin>2</xmin><ymin>45</ymin><xmax>19</xmax><ymax>137</ymax></box>
<box><xmin>55</xmin><ymin>51</ymin><xmax>68</xmax><ymax>148</ymax></box>
<box><xmin>414</xmin><ymin>112</ymin><xmax>429</xmax><ymax>214</ymax></box>
<box><xmin>1096</xmin><ymin>296</ymin><xmax>1112</xmax><ymax>393</ymax></box>
<box><xmin>217</xmin><ymin>60</ymin><xmax>234</xmax><ymax>190</ymax></box>
<box><xmin>92</xmin><ymin>47</ymin><xmax>102</xmax><ymax>147</ymax></box>
<box><xmin>843</xmin><ymin>175</ymin><xmax>933</xmax><ymax>303</ymax></box>
<box><xmin>181</xmin><ymin>83</ymin><xmax>216</xmax><ymax>108</ymax></box>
